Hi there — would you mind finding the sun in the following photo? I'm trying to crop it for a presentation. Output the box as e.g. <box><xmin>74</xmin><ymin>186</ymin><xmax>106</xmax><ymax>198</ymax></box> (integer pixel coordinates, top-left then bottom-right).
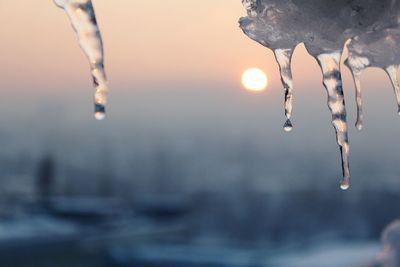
<box><xmin>241</xmin><ymin>68</ymin><xmax>268</xmax><ymax>92</ymax></box>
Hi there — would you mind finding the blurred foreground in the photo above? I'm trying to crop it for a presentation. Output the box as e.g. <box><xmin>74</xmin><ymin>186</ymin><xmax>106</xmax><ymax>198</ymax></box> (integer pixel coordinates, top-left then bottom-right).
<box><xmin>0</xmin><ymin>136</ymin><xmax>398</xmax><ymax>267</ymax></box>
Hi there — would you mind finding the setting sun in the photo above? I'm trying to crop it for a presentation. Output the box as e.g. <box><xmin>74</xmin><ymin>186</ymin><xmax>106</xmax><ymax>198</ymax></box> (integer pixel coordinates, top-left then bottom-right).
<box><xmin>241</xmin><ymin>68</ymin><xmax>268</xmax><ymax>92</ymax></box>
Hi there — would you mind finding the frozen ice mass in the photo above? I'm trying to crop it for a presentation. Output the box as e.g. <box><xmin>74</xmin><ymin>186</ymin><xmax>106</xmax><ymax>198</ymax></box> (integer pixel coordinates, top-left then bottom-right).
<box><xmin>240</xmin><ymin>0</ymin><xmax>400</xmax><ymax>189</ymax></box>
<box><xmin>54</xmin><ymin>0</ymin><xmax>108</xmax><ymax>120</ymax></box>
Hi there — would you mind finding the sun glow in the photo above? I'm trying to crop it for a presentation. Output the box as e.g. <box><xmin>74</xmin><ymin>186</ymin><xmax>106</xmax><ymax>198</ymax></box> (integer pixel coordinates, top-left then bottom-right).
<box><xmin>241</xmin><ymin>68</ymin><xmax>268</xmax><ymax>92</ymax></box>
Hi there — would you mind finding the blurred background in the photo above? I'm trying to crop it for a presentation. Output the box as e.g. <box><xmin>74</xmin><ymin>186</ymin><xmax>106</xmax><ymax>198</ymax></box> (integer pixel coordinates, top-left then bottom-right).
<box><xmin>0</xmin><ymin>0</ymin><xmax>399</xmax><ymax>266</ymax></box>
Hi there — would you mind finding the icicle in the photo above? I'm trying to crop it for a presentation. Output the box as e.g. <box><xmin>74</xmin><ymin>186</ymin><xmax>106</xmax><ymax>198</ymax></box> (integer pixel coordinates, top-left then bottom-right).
<box><xmin>54</xmin><ymin>0</ymin><xmax>108</xmax><ymax>120</ymax></box>
<box><xmin>344</xmin><ymin>55</ymin><xmax>369</xmax><ymax>130</ymax></box>
<box><xmin>385</xmin><ymin>65</ymin><xmax>400</xmax><ymax>115</ymax></box>
<box><xmin>352</xmin><ymin>73</ymin><xmax>363</xmax><ymax>130</ymax></box>
<box><xmin>274</xmin><ymin>48</ymin><xmax>294</xmax><ymax>132</ymax></box>
<box><xmin>316</xmin><ymin>51</ymin><xmax>350</xmax><ymax>190</ymax></box>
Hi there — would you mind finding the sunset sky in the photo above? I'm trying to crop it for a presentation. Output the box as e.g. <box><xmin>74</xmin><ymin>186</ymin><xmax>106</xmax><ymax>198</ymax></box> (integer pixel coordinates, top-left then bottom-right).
<box><xmin>0</xmin><ymin>0</ymin><xmax>399</xmax><ymax>178</ymax></box>
<box><xmin>0</xmin><ymin>1</ymin><xmax>391</xmax><ymax>101</ymax></box>
<box><xmin>0</xmin><ymin>0</ymin><xmax>364</xmax><ymax>90</ymax></box>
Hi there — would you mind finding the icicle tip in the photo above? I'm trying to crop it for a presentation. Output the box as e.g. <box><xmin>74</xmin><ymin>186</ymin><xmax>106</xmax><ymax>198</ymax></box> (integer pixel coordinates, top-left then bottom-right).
<box><xmin>340</xmin><ymin>177</ymin><xmax>350</xmax><ymax>190</ymax></box>
<box><xmin>283</xmin><ymin>119</ymin><xmax>293</xmax><ymax>132</ymax></box>
<box><xmin>95</xmin><ymin>112</ymin><xmax>106</xmax><ymax>121</ymax></box>
<box><xmin>94</xmin><ymin>103</ymin><xmax>106</xmax><ymax>120</ymax></box>
<box><xmin>355</xmin><ymin>121</ymin><xmax>363</xmax><ymax>131</ymax></box>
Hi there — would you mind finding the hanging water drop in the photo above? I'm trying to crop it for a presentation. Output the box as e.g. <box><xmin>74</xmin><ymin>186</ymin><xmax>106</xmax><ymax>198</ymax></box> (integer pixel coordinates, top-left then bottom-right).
<box><xmin>316</xmin><ymin>51</ymin><xmax>351</xmax><ymax>189</ymax></box>
<box><xmin>94</xmin><ymin>103</ymin><xmax>106</xmax><ymax>120</ymax></box>
<box><xmin>274</xmin><ymin>48</ymin><xmax>295</xmax><ymax>131</ymax></box>
<box><xmin>283</xmin><ymin>119</ymin><xmax>293</xmax><ymax>132</ymax></box>
<box><xmin>340</xmin><ymin>176</ymin><xmax>350</xmax><ymax>191</ymax></box>
<box><xmin>54</xmin><ymin>0</ymin><xmax>108</xmax><ymax>119</ymax></box>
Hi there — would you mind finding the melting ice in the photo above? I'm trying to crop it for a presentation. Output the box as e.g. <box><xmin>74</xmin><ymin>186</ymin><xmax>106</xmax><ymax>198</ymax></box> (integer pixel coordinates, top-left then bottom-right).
<box><xmin>54</xmin><ymin>0</ymin><xmax>108</xmax><ymax>120</ymax></box>
<box><xmin>240</xmin><ymin>0</ymin><xmax>400</xmax><ymax>189</ymax></box>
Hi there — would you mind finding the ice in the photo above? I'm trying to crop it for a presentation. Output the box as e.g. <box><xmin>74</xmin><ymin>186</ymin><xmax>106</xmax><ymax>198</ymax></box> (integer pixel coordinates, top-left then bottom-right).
<box><xmin>386</xmin><ymin>65</ymin><xmax>400</xmax><ymax>115</ymax></box>
<box><xmin>344</xmin><ymin>54</ymin><xmax>369</xmax><ymax>130</ymax></box>
<box><xmin>316</xmin><ymin>52</ymin><xmax>350</xmax><ymax>190</ymax></box>
<box><xmin>274</xmin><ymin>49</ymin><xmax>294</xmax><ymax>131</ymax></box>
<box><xmin>240</xmin><ymin>0</ymin><xmax>400</xmax><ymax>189</ymax></box>
<box><xmin>346</xmin><ymin>27</ymin><xmax>400</xmax><ymax>117</ymax></box>
<box><xmin>54</xmin><ymin>0</ymin><xmax>108</xmax><ymax>120</ymax></box>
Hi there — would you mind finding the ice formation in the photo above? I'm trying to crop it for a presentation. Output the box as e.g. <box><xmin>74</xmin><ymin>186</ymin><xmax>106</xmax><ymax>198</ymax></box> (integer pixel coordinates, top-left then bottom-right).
<box><xmin>240</xmin><ymin>0</ymin><xmax>400</xmax><ymax>189</ymax></box>
<box><xmin>54</xmin><ymin>0</ymin><xmax>108</xmax><ymax>120</ymax></box>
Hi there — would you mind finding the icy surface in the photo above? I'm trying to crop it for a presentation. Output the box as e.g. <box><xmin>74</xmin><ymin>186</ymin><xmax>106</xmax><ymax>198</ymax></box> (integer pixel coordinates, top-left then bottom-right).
<box><xmin>240</xmin><ymin>0</ymin><xmax>400</xmax><ymax>189</ymax></box>
<box><xmin>55</xmin><ymin>0</ymin><xmax>108</xmax><ymax>120</ymax></box>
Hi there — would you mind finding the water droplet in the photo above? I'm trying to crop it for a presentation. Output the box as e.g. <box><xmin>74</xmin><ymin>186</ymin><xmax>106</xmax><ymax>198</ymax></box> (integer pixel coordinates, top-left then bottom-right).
<box><xmin>283</xmin><ymin>119</ymin><xmax>293</xmax><ymax>132</ymax></box>
<box><xmin>94</xmin><ymin>103</ymin><xmax>106</xmax><ymax>120</ymax></box>
<box><xmin>340</xmin><ymin>174</ymin><xmax>350</xmax><ymax>190</ymax></box>
<box><xmin>355</xmin><ymin>121</ymin><xmax>363</xmax><ymax>131</ymax></box>
<box><xmin>94</xmin><ymin>112</ymin><xmax>106</xmax><ymax>120</ymax></box>
<box><xmin>340</xmin><ymin>179</ymin><xmax>350</xmax><ymax>190</ymax></box>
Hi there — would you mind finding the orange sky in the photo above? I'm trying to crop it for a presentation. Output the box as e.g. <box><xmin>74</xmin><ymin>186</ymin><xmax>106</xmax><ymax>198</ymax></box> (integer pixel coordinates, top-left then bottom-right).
<box><xmin>0</xmin><ymin>1</ymin><xmax>399</xmax><ymax>194</ymax></box>
<box><xmin>0</xmin><ymin>1</ymin><xmax>399</xmax><ymax>169</ymax></box>
<box><xmin>0</xmin><ymin>1</ymin><xmax>316</xmax><ymax>91</ymax></box>
<box><xmin>0</xmin><ymin>0</ymin><xmax>394</xmax><ymax>100</ymax></box>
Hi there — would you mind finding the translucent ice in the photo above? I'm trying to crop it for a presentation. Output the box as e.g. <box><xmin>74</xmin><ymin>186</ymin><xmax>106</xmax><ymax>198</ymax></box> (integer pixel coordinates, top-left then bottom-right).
<box><xmin>346</xmin><ymin>29</ymin><xmax>400</xmax><ymax>116</ymax></box>
<box><xmin>240</xmin><ymin>0</ymin><xmax>400</xmax><ymax>189</ymax></box>
<box><xmin>55</xmin><ymin>0</ymin><xmax>108</xmax><ymax>120</ymax></box>
<box><xmin>316</xmin><ymin>52</ymin><xmax>350</xmax><ymax>189</ymax></box>
<box><xmin>274</xmin><ymin>49</ymin><xmax>294</xmax><ymax>131</ymax></box>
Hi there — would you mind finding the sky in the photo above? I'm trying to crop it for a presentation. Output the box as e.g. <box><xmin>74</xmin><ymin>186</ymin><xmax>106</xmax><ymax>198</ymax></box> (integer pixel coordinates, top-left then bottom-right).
<box><xmin>0</xmin><ymin>1</ymin><xmax>277</xmax><ymax>90</ymax></box>
<box><xmin>0</xmin><ymin>1</ymin><xmax>391</xmax><ymax>104</ymax></box>
<box><xmin>0</xmin><ymin>1</ymin><xmax>393</xmax><ymax>116</ymax></box>
<box><xmin>0</xmin><ymin>1</ymin><xmax>399</xmax><ymax>190</ymax></box>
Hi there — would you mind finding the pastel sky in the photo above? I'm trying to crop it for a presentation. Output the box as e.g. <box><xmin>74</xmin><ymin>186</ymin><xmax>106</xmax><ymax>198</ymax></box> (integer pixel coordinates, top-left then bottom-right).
<box><xmin>0</xmin><ymin>0</ymin><xmax>340</xmax><ymax>91</ymax></box>
<box><xmin>0</xmin><ymin>1</ymin><xmax>399</xmax><ymax>190</ymax></box>
<box><xmin>0</xmin><ymin>1</ymin><xmax>398</xmax><ymax>143</ymax></box>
